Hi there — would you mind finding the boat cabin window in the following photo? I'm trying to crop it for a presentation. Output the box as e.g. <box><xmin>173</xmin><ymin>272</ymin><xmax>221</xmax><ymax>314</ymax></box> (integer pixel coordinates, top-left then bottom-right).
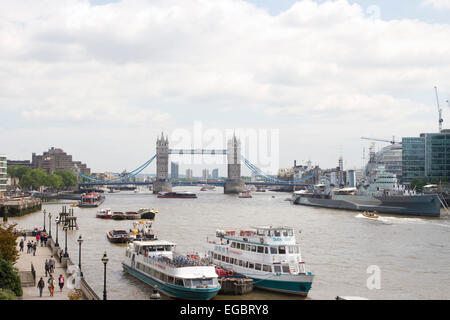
<box><xmin>273</xmin><ymin>265</ymin><xmax>281</xmax><ymax>273</ymax></box>
<box><xmin>274</xmin><ymin>230</ymin><xmax>281</xmax><ymax>237</ymax></box>
<box><xmin>255</xmin><ymin>263</ymin><xmax>262</xmax><ymax>271</ymax></box>
<box><xmin>278</xmin><ymin>246</ymin><xmax>286</xmax><ymax>254</ymax></box>
<box><xmin>270</xmin><ymin>247</ymin><xmax>278</xmax><ymax>254</ymax></box>
<box><xmin>248</xmin><ymin>262</ymin><xmax>255</xmax><ymax>269</ymax></box>
<box><xmin>251</xmin><ymin>245</ymin><xmax>257</xmax><ymax>252</ymax></box>
<box><xmin>187</xmin><ymin>278</ymin><xmax>217</xmax><ymax>288</ymax></box>
<box><xmin>257</xmin><ymin>246</ymin><xmax>264</xmax><ymax>254</ymax></box>
<box><xmin>282</xmin><ymin>265</ymin><xmax>290</xmax><ymax>273</ymax></box>
<box><xmin>263</xmin><ymin>265</ymin><xmax>272</xmax><ymax>272</ymax></box>
<box><xmin>175</xmin><ymin>278</ymin><xmax>184</xmax><ymax>286</ymax></box>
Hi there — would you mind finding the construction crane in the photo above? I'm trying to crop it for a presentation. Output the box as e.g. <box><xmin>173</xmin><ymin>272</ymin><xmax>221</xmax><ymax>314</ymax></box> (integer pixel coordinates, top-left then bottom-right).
<box><xmin>435</xmin><ymin>86</ymin><xmax>443</xmax><ymax>133</ymax></box>
<box><xmin>361</xmin><ymin>136</ymin><xmax>400</xmax><ymax>145</ymax></box>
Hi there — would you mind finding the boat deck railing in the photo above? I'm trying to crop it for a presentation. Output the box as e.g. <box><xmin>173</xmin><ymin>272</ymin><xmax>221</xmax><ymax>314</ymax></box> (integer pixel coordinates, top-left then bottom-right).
<box><xmin>147</xmin><ymin>254</ymin><xmax>212</xmax><ymax>268</ymax></box>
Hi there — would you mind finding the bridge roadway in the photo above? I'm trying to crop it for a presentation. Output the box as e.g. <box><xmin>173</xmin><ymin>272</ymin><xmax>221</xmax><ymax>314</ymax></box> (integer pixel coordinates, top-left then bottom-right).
<box><xmin>78</xmin><ymin>181</ymin><xmax>311</xmax><ymax>188</ymax></box>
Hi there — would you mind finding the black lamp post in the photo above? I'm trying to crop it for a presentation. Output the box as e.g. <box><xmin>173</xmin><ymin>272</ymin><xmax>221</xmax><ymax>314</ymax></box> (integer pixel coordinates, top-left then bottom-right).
<box><xmin>63</xmin><ymin>223</ymin><xmax>69</xmax><ymax>257</ymax></box>
<box><xmin>48</xmin><ymin>212</ymin><xmax>52</xmax><ymax>238</ymax></box>
<box><xmin>77</xmin><ymin>235</ymin><xmax>83</xmax><ymax>277</ymax></box>
<box><xmin>101</xmin><ymin>251</ymin><xmax>109</xmax><ymax>300</ymax></box>
<box><xmin>55</xmin><ymin>218</ymin><xmax>59</xmax><ymax>247</ymax></box>
<box><xmin>43</xmin><ymin>209</ymin><xmax>47</xmax><ymax>232</ymax></box>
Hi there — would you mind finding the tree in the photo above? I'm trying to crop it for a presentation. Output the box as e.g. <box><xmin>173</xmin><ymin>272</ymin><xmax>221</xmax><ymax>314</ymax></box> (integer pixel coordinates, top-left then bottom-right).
<box><xmin>0</xmin><ymin>254</ymin><xmax>22</xmax><ymax>297</ymax></box>
<box><xmin>46</xmin><ymin>174</ymin><xmax>63</xmax><ymax>189</ymax></box>
<box><xmin>0</xmin><ymin>224</ymin><xmax>19</xmax><ymax>264</ymax></box>
<box><xmin>55</xmin><ymin>170</ymin><xmax>78</xmax><ymax>187</ymax></box>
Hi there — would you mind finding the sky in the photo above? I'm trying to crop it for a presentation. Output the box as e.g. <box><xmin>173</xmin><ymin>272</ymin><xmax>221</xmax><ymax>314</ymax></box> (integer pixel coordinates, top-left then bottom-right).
<box><xmin>1</xmin><ymin>0</ymin><xmax>450</xmax><ymax>176</ymax></box>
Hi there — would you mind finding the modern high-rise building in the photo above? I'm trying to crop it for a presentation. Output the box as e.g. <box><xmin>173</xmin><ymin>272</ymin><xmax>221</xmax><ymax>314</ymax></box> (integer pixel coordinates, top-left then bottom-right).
<box><xmin>402</xmin><ymin>130</ymin><xmax>450</xmax><ymax>183</ymax></box>
<box><xmin>32</xmin><ymin>147</ymin><xmax>90</xmax><ymax>175</ymax></box>
<box><xmin>202</xmin><ymin>169</ymin><xmax>210</xmax><ymax>181</ymax></box>
<box><xmin>186</xmin><ymin>169</ymin><xmax>193</xmax><ymax>179</ymax></box>
<box><xmin>212</xmin><ymin>168</ymin><xmax>219</xmax><ymax>179</ymax></box>
<box><xmin>0</xmin><ymin>154</ymin><xmax>7</xmax><ymax>197</ymax></box>
<box><xmin>171</xmin><ymin>162</ymin><xmax>179</xmax><ymax>179</ymax></box>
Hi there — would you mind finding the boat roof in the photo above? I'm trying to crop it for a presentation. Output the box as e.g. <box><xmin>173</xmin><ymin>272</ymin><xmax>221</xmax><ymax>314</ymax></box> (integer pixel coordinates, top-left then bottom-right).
<box><xmin>423</xmin><ymin>184</ymin><xmax>437</xmax><ymax>188</ymax></box>
<box><xmin>133</xmin><ymin>240</ymin><xmax>176</xmax><ymax>246</ymax></box>
<box><xmin>251</xmin><ymin>226</ymin><xmax>293</xmax><ymax>230</ymax></box>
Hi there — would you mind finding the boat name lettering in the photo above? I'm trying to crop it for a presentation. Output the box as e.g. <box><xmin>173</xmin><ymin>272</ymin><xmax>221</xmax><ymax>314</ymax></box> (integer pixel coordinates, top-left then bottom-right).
<box><xmin>229</xmin><ymin>250</ymin><xmax>241</xmax><ymax>255</ymax></box>
<box><xmin>272</xmin><ymin>237</ymin><xmax>291</xmax><ymax>242</ymax></box>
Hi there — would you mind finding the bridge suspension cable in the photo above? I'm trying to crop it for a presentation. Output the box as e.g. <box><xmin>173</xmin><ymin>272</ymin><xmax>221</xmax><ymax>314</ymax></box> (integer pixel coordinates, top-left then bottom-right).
<box><xmin>241</xmin><ymin>156</ymin><xmax>314</xmax><ymax>185</ymax></box>
<box><xmin>78</xmin><ymin>154</ymin><xmax>157</xmax><ymax>183</ymax></box>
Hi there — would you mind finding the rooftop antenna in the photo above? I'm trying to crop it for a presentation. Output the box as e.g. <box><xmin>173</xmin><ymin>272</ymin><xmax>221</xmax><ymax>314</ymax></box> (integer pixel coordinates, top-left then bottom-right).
<box><xmin>434</xmin><ymin>86</ymin><xmax>443</xmax><ymax>133</ymax></box>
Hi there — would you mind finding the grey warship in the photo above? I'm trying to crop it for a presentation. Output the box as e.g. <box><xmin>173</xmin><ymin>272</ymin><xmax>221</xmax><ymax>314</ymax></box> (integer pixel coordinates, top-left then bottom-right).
<box><xmin>293</xmin><ymin>166</ymin><xmax>441</xmax><ymax>217</ymax></box>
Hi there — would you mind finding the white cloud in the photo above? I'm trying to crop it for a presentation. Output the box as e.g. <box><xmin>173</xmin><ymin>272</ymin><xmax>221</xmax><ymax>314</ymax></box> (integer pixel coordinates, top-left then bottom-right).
<box><xmin>1</xmin><ymin>0</ymin><xmax>450</xmax><ymax>169</ymax></box>
<box><xmin>422</xmin><ymin>0</ymin><xmax>450</xmax><ymax>9</ymax></box>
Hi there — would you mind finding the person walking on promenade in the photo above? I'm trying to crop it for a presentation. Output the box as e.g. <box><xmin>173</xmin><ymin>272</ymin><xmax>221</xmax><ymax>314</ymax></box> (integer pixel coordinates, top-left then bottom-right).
<box><xmin>32</xmin><ymin>241</ymin><xmax>37</xmax><ymax>256</ymax></box>
<box><xmin>23</xmin><ymin>231</ymin><xmax>27</xmax><ymax>241</ymax></box>
<box><xmin>59</xmin><ymin>249</ymin><xmax>63</xmax><ymax>263</ymax></box>
<box><xmin>36</xmin><ymin>233</ymin><xmax>40</xmax><ymax>244</ymax></box>
<box><xmin>49</xmin><ymin>257</ymin><xmax>54</xmax><ymax>274</ymax></box>
<box><xmin>43</xmin><ymin>234</ymin><xmax>47</xmax><ymax>247</ymax></box>
<box><xmin>37</xmin><ymin>277</ymin><xmax>45</xmax><ymax>297</ymax></box>
<box><xmin>45</xmin><ymin>260</ymin><xmax>50</xmax><ymax>277</ymax></box>
<box><xmin>40</xmin><ymin>234</ymin><xmax>44</xmax><ymax>247</ymax></box>
<box><xmin>27</xmin><ymin>241</ymin><xmax>31</xmax><ymax>254</ymax></box>
<box><xmin>19</xmin><ymin>239</ymin><xmax>24</xmax><ymax>252</ymax></box>
<box><xmin>58</xmin><ymin>274</ymin><xmax>65</xmax><ymax>293</ymax></box>
<box><xmin>48</xmin><ymin>275</ymin><xmax>55</xmax><ymax>297</ymax></box>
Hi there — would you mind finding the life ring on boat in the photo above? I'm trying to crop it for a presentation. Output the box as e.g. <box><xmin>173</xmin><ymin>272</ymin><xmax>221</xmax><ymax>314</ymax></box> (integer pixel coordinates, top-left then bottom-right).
<box><xmin>227</xmin><ymin>270</ymin><xmax>234</xmax><ymax>276</ymax></box>
<box><xmin>260</xmin><ymin>237</ymin><xmax>264</xmax><ymax>244</ymax></box>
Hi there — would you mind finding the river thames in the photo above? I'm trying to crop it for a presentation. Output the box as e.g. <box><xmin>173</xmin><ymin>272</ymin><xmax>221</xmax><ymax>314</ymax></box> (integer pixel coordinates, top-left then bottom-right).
<box><xmin>9</xmin><ymin>187</ymin><xmax>450</xmax><ymax>300</ymax></box>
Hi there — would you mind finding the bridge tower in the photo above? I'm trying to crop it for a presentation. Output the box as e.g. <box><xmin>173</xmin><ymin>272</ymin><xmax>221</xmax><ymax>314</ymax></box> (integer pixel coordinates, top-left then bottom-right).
<box><xmin>153</xmin><ymin>132</ymin><xmax>172</xmax><ymax>194</ymax></box>
<box><xmin>224</xmin><ymin>133</ymin><xmax>245</xmax><ymax>194</ymax></box>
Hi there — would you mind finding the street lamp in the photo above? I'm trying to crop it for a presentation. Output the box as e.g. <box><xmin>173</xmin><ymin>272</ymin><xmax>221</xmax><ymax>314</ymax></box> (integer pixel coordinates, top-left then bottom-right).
<box><xmin>48</xmin><ymin>212</ymin><xmax>52</xmax><ymax>239</ymax></box>
<box><xmin>77</xmin><ymin>235</ymin><xmax>83</xmax><ymax>277</ymax></box>
<box><xmin>63</xmin><ymin>223</ymin><xmax>69</xmax><ymax>257</ymax></box>
<box><xmin>43</xmin><ymin>209</ymin><xmax>47</xmax><ymax>232</ymax></box>
<box><xmin>101</xmin><ymin>251</ymin><xmax>109</xmax><ymax>300</ymax></box>
<box><xmin>55</xmin><ymin>218</ymin><xmax>59</xmax><ymax>247</ymax></box>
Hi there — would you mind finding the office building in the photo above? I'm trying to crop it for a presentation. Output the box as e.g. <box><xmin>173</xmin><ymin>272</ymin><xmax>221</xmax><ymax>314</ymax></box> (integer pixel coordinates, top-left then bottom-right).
<box><xmin>402</xmin><ymin>130</ymin><xmax>450</xmax><ymax>183</ymax></box>
<box><xmin>202</xmin><ymin>169</ymin><xmax>210</xmax><ymax>180</ymax></box>
<box><xmin>186</xmin><ymin>169</ymin><xmax>193</xmax><ymax>179</ymax></box>
<box><xmin>212</xmin><ymin>168</ymin><xmax>219</xmax><ymax>179</ymax></box>
<box><xmin>32</xmin><ymin>147</ymin><xmax>90</xmax><ymax>175</ymax></box>
<box><xmin>171</xmin><ymin>162</ymin><xmax>179</xmax><ymax>179</ymax></box>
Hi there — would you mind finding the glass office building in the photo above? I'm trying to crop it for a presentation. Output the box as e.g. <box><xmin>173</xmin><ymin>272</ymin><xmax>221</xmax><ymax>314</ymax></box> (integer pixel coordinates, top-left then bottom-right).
<box><xmin>402</xmin><ymin>130</ymin><xmax>450</xmax><ymax>183</ymax></box>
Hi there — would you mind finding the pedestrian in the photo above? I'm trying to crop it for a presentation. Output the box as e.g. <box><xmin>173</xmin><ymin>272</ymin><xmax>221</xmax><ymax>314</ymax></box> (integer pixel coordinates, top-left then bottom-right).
<box><xmin>59</xmin><ymin>249</ymin><xmax>63</xmax><ymax>263</ymax></box>
<box><xmin>43</xmin><ymin>234</ymin><xmax>47</xmax><ymax>247</ymax></box>
<box><xmin>58</xmin><ymin>274</ymin><xmax>65</xmax><ymax>292</ymax></box>
<box><xmin>19</xmin><ymin>239</ymin><xmax>24</xmax><ymax>252</ymax></box>
<box><xmin>27</xmin><ymin>241</ymin><xmax>31</xmax><ymax>254</ymax></box>
<box><xmin>37</xmin><ymin>277</ymin><xmax>45</xmax><ymax>297</ymax></box>
<box><xmin>47</xmin><ymin>275</ymin><xmax>55</xmax><ymax>297</ymax></box>
<box><xmin>45</xmin><ymin>260</ymin><xmax>50</xmax><ymax>277</ymax></box>
<box><xmin>36</xmin><ymin>233</ymin><xmax>40</xmax><ymax>244</ymax></box>
<box><xmin>50</xmin><ymin>256</ymin><xmax>55</xmax><ymax>273</ymax></box>
<box><xmin>32</xmin><ymin>242</ymin><xmax>37</xmax><ymax>256</ymax></box>
<box><xmin>40</xmin><ymin>235</ymin><xmax>44</xmax><ymax>247</ymax></box>
<box><xmin>23</xmin><ymin>231</ymin><xmax>27</xmax><ymax>241</ymax></box>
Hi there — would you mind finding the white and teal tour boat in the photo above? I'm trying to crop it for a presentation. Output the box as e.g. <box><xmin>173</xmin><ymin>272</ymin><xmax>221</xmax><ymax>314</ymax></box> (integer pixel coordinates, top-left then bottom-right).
<box><xmin>205</xmin><ymin>226</ymin><xmax>314</xmax><ymax>297</ymax></box>
<box><xmin>122</xmin><ymin>240</ymin><xmax>221</xmax><ymax>300</ymax></box>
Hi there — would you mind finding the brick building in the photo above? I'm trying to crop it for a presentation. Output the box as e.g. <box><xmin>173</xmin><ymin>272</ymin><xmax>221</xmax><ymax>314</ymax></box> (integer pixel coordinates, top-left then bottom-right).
<box><xmin>32</xmin><ymin>147</ymin><xmax>91</xmax><ymax>175</ymax></box>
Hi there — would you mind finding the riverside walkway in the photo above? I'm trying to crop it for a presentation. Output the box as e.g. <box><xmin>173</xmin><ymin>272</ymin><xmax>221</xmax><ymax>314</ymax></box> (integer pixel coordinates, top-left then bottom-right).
<box><xmin>15</xmin><ymin>235</ymin><xmax>71</xmax><ymax>300</ymax></box>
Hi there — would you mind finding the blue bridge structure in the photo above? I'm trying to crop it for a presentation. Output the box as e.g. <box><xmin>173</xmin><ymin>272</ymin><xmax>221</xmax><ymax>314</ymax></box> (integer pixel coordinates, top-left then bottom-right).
<box><xmin>78</xmin><ymin>132</ymin><xmax>315</xmax><ymax>193</ymax></box>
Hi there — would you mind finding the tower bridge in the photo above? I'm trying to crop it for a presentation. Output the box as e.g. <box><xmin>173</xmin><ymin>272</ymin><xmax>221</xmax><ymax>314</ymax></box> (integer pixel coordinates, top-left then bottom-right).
<box><xmin>78</xmin><ymin>132</ymin><xmax>315</xmax><ymax>193</ymax></box>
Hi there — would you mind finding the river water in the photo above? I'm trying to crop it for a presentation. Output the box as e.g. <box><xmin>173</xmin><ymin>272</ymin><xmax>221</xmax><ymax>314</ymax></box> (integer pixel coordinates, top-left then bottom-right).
<box><xmin>9</xmin><ymin>187</ymin><xmax>450</xmax><ymax>300</ymax></box>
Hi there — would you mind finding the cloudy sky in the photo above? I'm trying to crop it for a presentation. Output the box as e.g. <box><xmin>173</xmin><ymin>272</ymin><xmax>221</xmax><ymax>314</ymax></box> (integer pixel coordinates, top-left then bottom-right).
<box><xmin>1</xmin><ymin>0</ymin><xmax>450</xmax><ymax>176</ymax></box>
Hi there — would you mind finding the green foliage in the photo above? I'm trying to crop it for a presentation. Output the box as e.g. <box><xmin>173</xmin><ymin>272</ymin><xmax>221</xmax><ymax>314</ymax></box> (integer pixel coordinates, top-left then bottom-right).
<box><xmin>47</xmin><ymin>174</ymin><xmax>64</xmax><ymax>188</ymax></box>
<box><xmin>54</xmin><ymin>170</ymin><xmax>78</xmax><ymax>187</ymax></box>
<box><xmin>410</xmin><ymin>178</ymin><xmax>427</xmax><ymax>191</ymax></box>
<box><xmin>0</xmin><ymin>224</ymin><xmax>19</xmax><ymax>264</ymax></box>
<box><xmin>0</xmin><ymin>288</ymin><xmax>17</xmax><ymax>300</ymax></box>
<box><xmin>7</xmin><ymin>165</ymin><xmax>31</xmax><ymax>180</ymax></box>
<box><xmin>0</xmin><ymin>256</ymin><xmax>22</xmax><ymax>297</ymax></box>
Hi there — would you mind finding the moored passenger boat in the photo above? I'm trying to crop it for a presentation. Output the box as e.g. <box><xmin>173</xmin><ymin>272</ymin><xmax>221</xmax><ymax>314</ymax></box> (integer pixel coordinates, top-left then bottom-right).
<box><xmin>157</xmin><ymin>192</ymin><xmax>197</xmax><ymax>199</ymax></box>
<box><xmin>122</xmin><ymin>241</ymin><xmax>221</xmax><ymax>300</ymax></box>
<box><xmin>79</xmin><ymin>192</ymin><xmax>105</xmax><ymax>208</ymax></box>
<box><xmin>205</xmin><ymin>226</ymin><xmax>314</xmax><ymax>297</ymax></box>
<box><xmin>96</xmin><ymin>208</ymin><xmax>113</xmax><ymax>219</ymax></box>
